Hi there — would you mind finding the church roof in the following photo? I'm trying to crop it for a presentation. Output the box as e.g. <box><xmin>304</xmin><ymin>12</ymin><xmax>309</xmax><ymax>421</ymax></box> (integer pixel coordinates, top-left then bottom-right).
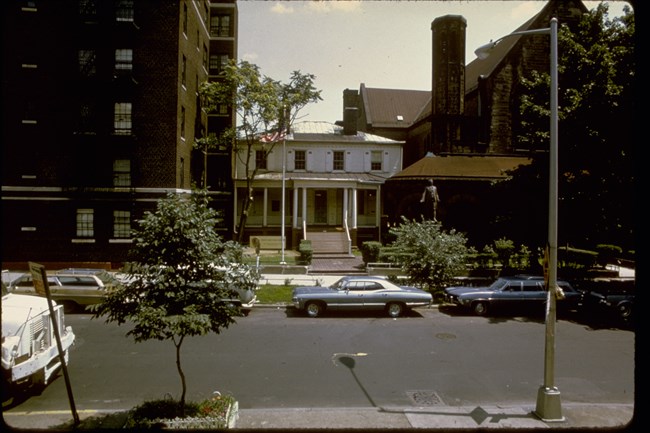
<box><xmin>390</xmin><ymin>154</ymin><xmax>532</xmax><ymax>181</ymax></box>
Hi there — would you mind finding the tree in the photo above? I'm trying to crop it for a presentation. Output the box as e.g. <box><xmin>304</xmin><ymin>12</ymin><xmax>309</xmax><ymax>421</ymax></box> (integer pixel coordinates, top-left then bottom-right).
<box><xmin>90</xmin><ymin>189</ymin><xmax>259</xmax><ymax>414</ymax></box>
<box><xmin>198</xmin><ymin>61</ymin><xmax>322</xmax><ymax>243</ymax></box>
<box><xmin>385</xmin><ymin>217</ymin><xmax>469</xmax><ymax>295</ymax></box>
<box><xmin>501</xmin><ymin>3</ymin><xmax>635</xmax><ymax>253</ymax></box>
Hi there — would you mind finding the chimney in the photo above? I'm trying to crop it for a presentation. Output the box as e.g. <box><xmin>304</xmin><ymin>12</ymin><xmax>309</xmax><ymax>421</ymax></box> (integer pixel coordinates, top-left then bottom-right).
<box><xmin>343</xmin><ymin>107</ymin><xmax>358</xmax><ymax>136</ymax></box>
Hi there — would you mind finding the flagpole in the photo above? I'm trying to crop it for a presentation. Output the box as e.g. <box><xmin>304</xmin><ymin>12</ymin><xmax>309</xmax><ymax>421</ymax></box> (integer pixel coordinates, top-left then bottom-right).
<box><xmin>280</xmin><ymin>133</ymin><xmax>286</xmax><ymax>264</ymax></box>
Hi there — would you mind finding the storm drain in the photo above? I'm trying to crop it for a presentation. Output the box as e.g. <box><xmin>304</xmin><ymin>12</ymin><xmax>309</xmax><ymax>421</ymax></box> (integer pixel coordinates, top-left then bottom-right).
<box><xmin>406</xmin><ymin>390</ymin><xmax>445</xmax><ymax>406</ymax></box>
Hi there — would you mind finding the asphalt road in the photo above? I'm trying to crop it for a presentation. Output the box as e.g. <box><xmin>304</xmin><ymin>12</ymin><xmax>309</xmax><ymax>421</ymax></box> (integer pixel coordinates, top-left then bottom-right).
<box><xmin>2</xmin><ymin>306</ymin><xmax>635</xmax><ymax>416</ymax></box>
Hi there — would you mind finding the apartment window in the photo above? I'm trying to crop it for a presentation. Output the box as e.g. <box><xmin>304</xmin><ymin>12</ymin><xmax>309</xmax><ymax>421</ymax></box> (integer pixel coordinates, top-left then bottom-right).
<box><xmin>22</xmin><ymin>1</ymin><xmax>37</xmax><ymax>12</ymax></box>
<box><xmin>210</xmin><ymin>14</ymin><xmax>231</xmax><ymax>37</ymax></box>
<box><xmin>114</xmin><ymin>102</ymin><xmax>132</xmax><ymax>134</ymax></box>
<box><xmin>78</xmin><ymin>49</ymin><xmax>96</xmax><ymax>76</ymax></box>
<box><xmin>255</xmin><ymin>150</ymin><xmax>267</xmax><ymax>169</ymax></box>
<box><xmin>76</xmin><ymin>209</ymin><xmax>94</xmax><ymax>238</ymax></box>
<box><xmin>115</xmin><ymin>0</ymin><xmax>134</xmax><ymax>22</ymax></box>
<box><xmin>333</xmin><ymin>151</ymin><xmax>345</xmax><ymax>171</ymax></box>
<box><xmin>180</xmin><ymin>157</ymin><xmax>185</xmax><ymax>187</ymax></box>
<box><xmin>182</xmin><ymin>2</ymin><xmax>188</xmax><ymax>35</ymax></box>
<box><xmin>295</xmin><ymin>150</ymin><xmax>306</xmax><ymax>170</ymax></box>
<box><xmin>113</xmin><ymin>210</ymin><xmax>131</xmax><ymax>238</ymax></box>
<box><xmin>209</xmin><ymin>54</ymin><xmax>228</xmax><ymax>75</ymax></box>
<box><xmin>371</xmin><ymin>150</ymin><xmax>382</xmax><ymax>171</ymax></box>
<box><xmin>79</xmin><ymin>102</ymin><xmax>96</xmax><ymax>133</ymax></box>
<box><xmin>181</xmin><ymin>55</ymin><xmax>187</xmax><ymax>87</ymax></box>
<box><xmin>113</xmin><ymin>159</ymin><xmax>131</xmax><ymax>186</ymax></box>
<box><xmin>79</xmin><ymin>0</ymin><xmax>97</xmax><ymax>18</ymax></box>
<box><xmin>115</xmin><ymin>49</ymin><xmax>133</xmax><ymax>71</ymax></box>
<box><xmin>180</xmin><ymin>107</ymin><xmax>186</xmax><ymax>139</ymax></box>
<box><xmin>203</xmin><ymin>44</ymin><xmax>208</xmax><ymax>69</ymax></box>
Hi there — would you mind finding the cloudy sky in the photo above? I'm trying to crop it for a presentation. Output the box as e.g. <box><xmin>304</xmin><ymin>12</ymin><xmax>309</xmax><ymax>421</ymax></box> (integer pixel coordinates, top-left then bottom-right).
<box><xmin>237</xmin><ymin>1</ymin><xmax>632</xmax><ymax>123</ymax></box>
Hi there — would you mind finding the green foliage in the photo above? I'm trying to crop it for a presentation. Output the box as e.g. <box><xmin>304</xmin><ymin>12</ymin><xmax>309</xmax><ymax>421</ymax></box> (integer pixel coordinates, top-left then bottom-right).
<box><xmin>298</xmin><ymin>239</ymin><xmax>313</xmax><ymax>265</ymax></box>
<box><xmin>513</xmin><ymin>4</ymin><xmax>635</xmax><ymax>251</ymax></box>
<box><xmin>91</xmin><ymin>189</ymin><xmax>259</xmax><ymax>411</ymax></box>
<box><xmin>595</xmin><ymin>244</ymin><xmax>622</xmax><ymax>266</ymax></box>
<box><xmin>361</xmin><ymin>241</ymin><xmax>382</xmax><ymax>264</ymax></box>
<box><xmin>387</xmin><ymin>217</ymin><xmax>469</xmax><ymax>295</ymax></box>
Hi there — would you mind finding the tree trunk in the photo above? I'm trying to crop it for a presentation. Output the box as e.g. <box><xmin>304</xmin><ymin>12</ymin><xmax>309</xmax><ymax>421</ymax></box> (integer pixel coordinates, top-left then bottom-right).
<box><xmin>236</xmin><ymin>185</ymin><xmax>254</xmax><ymax>244</ymax></box>
<box><xmin>175</xmin><ymin>338</ymin><xmax>186</xmax><ymax>416</ymax></box>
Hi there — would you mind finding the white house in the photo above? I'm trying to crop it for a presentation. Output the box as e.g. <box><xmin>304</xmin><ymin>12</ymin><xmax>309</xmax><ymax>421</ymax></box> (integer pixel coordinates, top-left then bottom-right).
<box><xmin>233</xmin><ymin>118</ymin><xmax>404</xmax><ymax>252</ymax></box>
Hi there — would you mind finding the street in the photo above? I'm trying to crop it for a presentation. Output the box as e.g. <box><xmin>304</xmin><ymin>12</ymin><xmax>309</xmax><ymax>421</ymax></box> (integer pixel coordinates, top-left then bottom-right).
<box><xmin>2</xmin><ymin>306</ymin><xmax>635</xmax><ymax>417</ymax></box>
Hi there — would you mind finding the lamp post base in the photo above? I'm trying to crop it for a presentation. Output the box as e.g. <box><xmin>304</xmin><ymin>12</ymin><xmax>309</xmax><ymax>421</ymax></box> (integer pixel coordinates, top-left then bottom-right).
<box><xmin>534</xmin><ymin>386</ymin><xmax>565</xmax><ymax>422</ymax></box>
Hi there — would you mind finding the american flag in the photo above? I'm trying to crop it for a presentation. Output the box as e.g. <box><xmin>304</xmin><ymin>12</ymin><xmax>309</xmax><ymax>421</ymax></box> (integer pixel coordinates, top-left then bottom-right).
<box><xmin>259</xmin><ymin>130</ymin><xmax>286</xmax><ymax>143</ymax></box>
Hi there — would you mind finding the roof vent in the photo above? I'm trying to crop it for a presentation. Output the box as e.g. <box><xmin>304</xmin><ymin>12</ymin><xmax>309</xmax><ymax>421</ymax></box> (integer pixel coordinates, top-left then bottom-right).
<box><xmin>396</xmin><ymin>115</ymin><xmax>404</xmax><ymax>122</ymax></box>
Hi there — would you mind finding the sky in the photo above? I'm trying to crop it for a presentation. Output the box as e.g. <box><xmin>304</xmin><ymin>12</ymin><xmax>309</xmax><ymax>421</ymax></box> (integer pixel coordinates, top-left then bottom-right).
<box><xmin>236</xmin><ymin>1</ymin><xmax>632</xmax><ymax>123</ymax></box>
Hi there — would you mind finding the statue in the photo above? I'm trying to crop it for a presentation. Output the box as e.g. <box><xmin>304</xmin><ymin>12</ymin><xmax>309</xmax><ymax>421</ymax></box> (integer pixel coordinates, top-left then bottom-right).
<box><xmin>420</xmin><ymin>179</ymin><xmax>440</xmax><ymax>221</ymax></box>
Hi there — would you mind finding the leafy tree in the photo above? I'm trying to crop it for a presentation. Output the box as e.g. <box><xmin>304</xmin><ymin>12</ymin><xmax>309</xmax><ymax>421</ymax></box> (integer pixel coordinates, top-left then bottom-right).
<box><xmin>198</xmin><ymin>61</ymin><xmax>322</xmax><ymax>243</ymax></box>
<box><xmin>499</xmin><ymin>3</ymin><xmax>635</xmax><ymax>253</ymax></box>
<box><xmin>90</xmin><ymin>189</ymin><xmax>259</xmax><ymax>414</ymax></box>
<box><xmin>385</xmin><ymin>217</ymin><xmax>469</xmax><ymax>295</ymax></box>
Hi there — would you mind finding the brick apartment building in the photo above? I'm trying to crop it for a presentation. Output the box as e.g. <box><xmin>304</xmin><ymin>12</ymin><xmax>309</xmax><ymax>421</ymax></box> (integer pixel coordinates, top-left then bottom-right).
<box><xmin>1</xmin><ymin>0</ymin><xmax>237</xmax><ymax>268</ymax></box>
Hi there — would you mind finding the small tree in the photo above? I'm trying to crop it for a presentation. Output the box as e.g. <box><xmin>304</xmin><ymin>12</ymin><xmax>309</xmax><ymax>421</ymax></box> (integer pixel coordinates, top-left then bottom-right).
<box><xmin>199</xmin><ymin>61</ymin><xmax>322</xmax><ymax>242</ymax></box>
<box><xmin>90</xmin><ymin>189</ymin><xmax>259</xmax><ymax>415</ymax></box>
<box><xmin>386</xmin><ymin>217</ymin><xmax>469</xmax><ymax>296</ymax></box>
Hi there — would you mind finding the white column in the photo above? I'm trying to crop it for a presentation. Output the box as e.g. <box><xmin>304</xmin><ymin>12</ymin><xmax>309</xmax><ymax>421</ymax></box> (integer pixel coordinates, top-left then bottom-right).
<box><xmin>302</xmin><ymin>187</ymin><xmax>307</xmax><ymax>227</ymax></box>
<box><xmin>263</xmin><ymin>187</ymin><xmax>268</xmax><ymax>227</ymax></box>
<box><xmin>293</xmin><ymin>187</ymin><xmax>299</xmax><ymax>228</ymax></box>
<box><xmin>343</xmin><ymin>188</ymin><xmax>348</xmax><ymax>226</ymax></box>
<box><xmin>351</xmin><ymin>187</ymin><xmax>358</xmax><ymax>229</ymax></box>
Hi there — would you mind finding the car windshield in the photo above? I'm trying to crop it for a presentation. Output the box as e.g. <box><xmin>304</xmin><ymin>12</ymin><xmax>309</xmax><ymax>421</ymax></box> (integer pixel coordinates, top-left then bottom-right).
<box><xmin>488</xmin><ymin>278</ymin><xmax>510</xmax><ymax>291</ymax></box>
<box><xmin>329</xmin><ymin>278</ymin><xmax>348</xmax><ymax>290</ymax></box>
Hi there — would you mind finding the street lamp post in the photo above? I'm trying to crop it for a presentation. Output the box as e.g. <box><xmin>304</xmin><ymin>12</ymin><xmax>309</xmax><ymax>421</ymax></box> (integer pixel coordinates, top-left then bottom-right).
<box><xmin>475</xmin><ymin>17</ymin><xmax>563</xmax><ymax>422</ymax></box>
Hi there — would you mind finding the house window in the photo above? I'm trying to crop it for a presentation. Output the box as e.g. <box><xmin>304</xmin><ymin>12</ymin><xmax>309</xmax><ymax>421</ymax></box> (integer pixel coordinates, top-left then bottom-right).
<box><xmin>295</xmin><ymin>150</ymin><xmax>306</xmax><ymax>170</ymax></box>
<box><xmin>210</xmin><ymin>14</ymin><xmax>230</xmax><ymax>37</ymax></box>
<box><xmin>181</xmin><ymin>55</ymin><xmax>186</xmax><ymax>87</ymax></box>
<box><xmin>333</xmin><ymin>150</ymin><xmax>345</xmax><ymax>171</ymax></box>
<box><xmin>203</xmin><ymin>44</ymin><xmax>208</xmax><ymax>69</ymax></box>
<box><xmin>79</xmin><ymin>49</ymin><xmax>96</xmax><ymax>76</ymax></box>
<box><xmin>209</xmin><ymin>54</ymin><xmax>228</xmax><ymax>75</ymax></box>
<box><xmin>115</xmin><ymin>0</ymin><xmax>134</xmax><ymax>22</ymax></box>
<box><xmin>115</xmin><ymin>49</ymin><xmax>133</xmax><ymax>71</ymax></box>
<box><xmin>180</xmin><ymin>106</ymin><xmax>185</xmax><ymax>139</ymax></box>
<box><xmin>371</xmin><ymin>151</ymin><xmax>382</xmax><ymax>171</ymax></box>
<box><xmin>114</xmin><ymin>102</ymin><xmax>132</xmax><ymax>134</ymax></box>
<box><xmin>113</xmin><ymin>210</ymin><xmax>131</xmax><ymax>238</ymax></box>
<box><xmin>76</xmin><ymin>209</ymin><xmax>94</xmax><ymax>238</ymax></box>
<box><xmin>216</xmin><ymin>103</ymin><xmax>229</xmax><ymax>116</ymax></box>
<box><xmin>113</xmin><ymin>159</ymin><xmax>131</xmax><ymax>186</ymax></box>
<box><xmin>255</xmin><ymin>150</ymin><xmax>267</xmax><ymax>169</ymax></box>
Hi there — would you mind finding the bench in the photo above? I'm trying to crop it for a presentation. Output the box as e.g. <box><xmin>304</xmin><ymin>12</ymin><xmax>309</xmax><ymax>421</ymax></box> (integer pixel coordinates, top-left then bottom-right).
<box><xmin>250</xmin><ymin>236</ymin><xmax>285</xmax><ymax>251</ymax></box>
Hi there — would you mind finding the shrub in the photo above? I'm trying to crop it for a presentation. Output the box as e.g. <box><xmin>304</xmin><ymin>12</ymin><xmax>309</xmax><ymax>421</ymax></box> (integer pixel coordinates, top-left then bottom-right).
<box><xmin>361</xmin><ymin>241</ymin><xmax>382</xmax><ymax>264</ymax></box>
<box><xmin>298</xmin><ymin>239</ymin><xmax>313</xmax><ymax>265</ymax></box>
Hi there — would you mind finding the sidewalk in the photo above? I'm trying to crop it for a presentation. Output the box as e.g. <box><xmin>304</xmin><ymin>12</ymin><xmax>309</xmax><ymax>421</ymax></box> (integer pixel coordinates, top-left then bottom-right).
<box><xmin>2</xmin><ymin>402</ymin><xmax>637</xmax><ymax>430</ymax></box>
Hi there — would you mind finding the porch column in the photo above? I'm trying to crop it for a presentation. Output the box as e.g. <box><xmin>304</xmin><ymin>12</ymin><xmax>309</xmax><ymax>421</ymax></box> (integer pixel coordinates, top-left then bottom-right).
<box><xmin>292</xmin><ymin>187</ymin><xmax>299</xmax><ymax>229</ymax></box>
<box><xmin>263</xmin><ymin>187</ymin><xmax>268</xmax><ymax>227</ymax></box>
<box><xmin>302</xmin><ymin>187</ymin><xmax>307</xmax><ymax>228</ymax></box>
<box><xmin>351</xmin><ymin>187</ymin><xmax>358</xmax><ymax>229</ymax></box>
<box><xmin>343</xmin><ymin>188</ymin><xmax>348</xmax><ymax>226</ymax></box>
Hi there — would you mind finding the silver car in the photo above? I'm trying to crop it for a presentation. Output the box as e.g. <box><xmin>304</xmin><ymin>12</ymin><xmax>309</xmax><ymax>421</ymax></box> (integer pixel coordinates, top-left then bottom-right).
<box><xmin>292</xmin><ymin>276</ymin><xmax>432</xmax><ymax>318</ymax></box>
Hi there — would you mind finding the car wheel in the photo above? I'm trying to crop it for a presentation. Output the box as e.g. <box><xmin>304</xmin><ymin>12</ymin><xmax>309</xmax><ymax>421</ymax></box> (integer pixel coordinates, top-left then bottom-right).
<box><xmin>305</xmin><ymin>302</ymin><xmax>323</xmax><ymax>318</ymax></box>
<box><xmin>386</xmin><ymin>302</ymin><xmax>404</xmax><ymax>318</ymax></box>
<box><xmin>618</xmin><ymin>303</ymin><xmax>632</xmax><ymax>320</ymax></box>
<box><xmin>473</xmin><ymin>301</ymin><xmax>488</xmax><ymax>316</ymax></box>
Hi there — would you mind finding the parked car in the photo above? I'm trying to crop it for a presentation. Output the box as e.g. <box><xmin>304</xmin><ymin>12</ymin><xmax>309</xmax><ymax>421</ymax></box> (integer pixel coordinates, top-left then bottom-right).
<box><xmin>292</xmin><ymin>276</ymin><xmax>432</xmax><ymax>318</ymax></box>
<box><xmin>8</xmin><ymin>269</ymin><xmax>119</xmax><ymax>313</ymax></box>
<box><xmin>578</xmin><ymin>277</ymin><xmax>634</xmax><ymax>323</ymax></box>
<box><xmin>443</xmin><ymin>275</ymin><xmax>583</xmax><ymax>316</ymax></box>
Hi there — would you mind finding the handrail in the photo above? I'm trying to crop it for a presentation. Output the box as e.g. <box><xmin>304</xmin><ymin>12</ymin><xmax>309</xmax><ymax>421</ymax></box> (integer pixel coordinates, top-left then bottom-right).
<box><xmin>343</xmin><ymin>211</ymin><xmax>352</xmax><ymax>256</ymax></box>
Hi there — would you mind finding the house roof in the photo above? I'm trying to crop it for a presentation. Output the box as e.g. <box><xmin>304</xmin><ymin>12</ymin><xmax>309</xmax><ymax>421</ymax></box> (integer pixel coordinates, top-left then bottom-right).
<box><xmin>253</xmin><ymin>171</ymin><xmax>389</xmax><ymax>184</ymax></box>
<box><xmin>390</xmin><ymin>154</ymin><xmax>532</xmax><ymax>181</ymax></box>
<box><xmin>290</xmin><ymin>120</ymin><xmax>404</xmax><ymax>144</ymax></box>
<box><xmin>359</xmin><ymin>84</ymin><xmax>431</xmax><ymax>129</ymax></box>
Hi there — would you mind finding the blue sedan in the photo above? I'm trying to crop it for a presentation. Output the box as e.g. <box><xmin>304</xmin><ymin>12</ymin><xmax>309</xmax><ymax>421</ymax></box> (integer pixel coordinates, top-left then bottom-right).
<box><xmin>292</xmin><ymin>276</ymin><xmax>432</xmax><ymax>318</ymax></box>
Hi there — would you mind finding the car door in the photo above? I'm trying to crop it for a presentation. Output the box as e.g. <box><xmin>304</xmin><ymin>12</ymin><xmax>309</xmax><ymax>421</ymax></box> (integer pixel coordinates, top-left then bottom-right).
<box><xmin>332</xmin><ymin>280</ymin><xmax>366</xmax><ymax>310</ymax></box>
<box><xmin>521</xmin><ymin>280</ymin><xmax>547</xmax><ymax>311</ymax></box>
<box><xmin>360</xmin><ymin>281</ymin><xmax>389</xmax><ymax>310</ymax></box>
<box><xmin>492</xmin><ymin>281</ymin><xmax>522</xmax><ymax>310</ymax></box>
<box><xmin>54</xmin><ymin>276</ymin><xmax>103</xmax><ymax>305</ymax></box>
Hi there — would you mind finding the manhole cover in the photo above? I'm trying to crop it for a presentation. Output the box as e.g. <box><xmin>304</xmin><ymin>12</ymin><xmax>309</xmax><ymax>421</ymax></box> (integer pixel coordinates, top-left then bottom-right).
<box><xmin>406</xmin><ymin>390</ymin><xmax>444</xmax><ymax>406</ymax></box>
<box><xmin>435</xmin><ymin>332</ymin><xmax>456</xmax><ymax>340</ymax></box>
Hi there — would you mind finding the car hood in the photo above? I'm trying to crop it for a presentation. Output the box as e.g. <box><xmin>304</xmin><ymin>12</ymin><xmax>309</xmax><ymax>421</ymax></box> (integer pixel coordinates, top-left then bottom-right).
<box><xmin>445</xmin><ymin>287</ymin><xmax>489</xmax><ymax>296</ymax></box>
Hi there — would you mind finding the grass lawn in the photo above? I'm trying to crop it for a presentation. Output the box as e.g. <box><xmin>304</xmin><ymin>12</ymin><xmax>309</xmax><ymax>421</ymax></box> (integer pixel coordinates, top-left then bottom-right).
<box><xmin>255</xmin><ymin>284</ymin><xmax>294</xmax><ymax>304</ymax></box>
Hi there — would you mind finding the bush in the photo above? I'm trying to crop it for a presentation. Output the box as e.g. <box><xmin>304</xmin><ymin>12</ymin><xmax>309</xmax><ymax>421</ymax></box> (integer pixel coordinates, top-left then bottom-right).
<box><xmin>298</xmin><ymin>239</ymin><xmax>313</xmax><ymax>265</ymax></box>
<box><xmin>361</xmin><ymin>241</ymin><xmax>382</xmax><ymax>264</ymax></box>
